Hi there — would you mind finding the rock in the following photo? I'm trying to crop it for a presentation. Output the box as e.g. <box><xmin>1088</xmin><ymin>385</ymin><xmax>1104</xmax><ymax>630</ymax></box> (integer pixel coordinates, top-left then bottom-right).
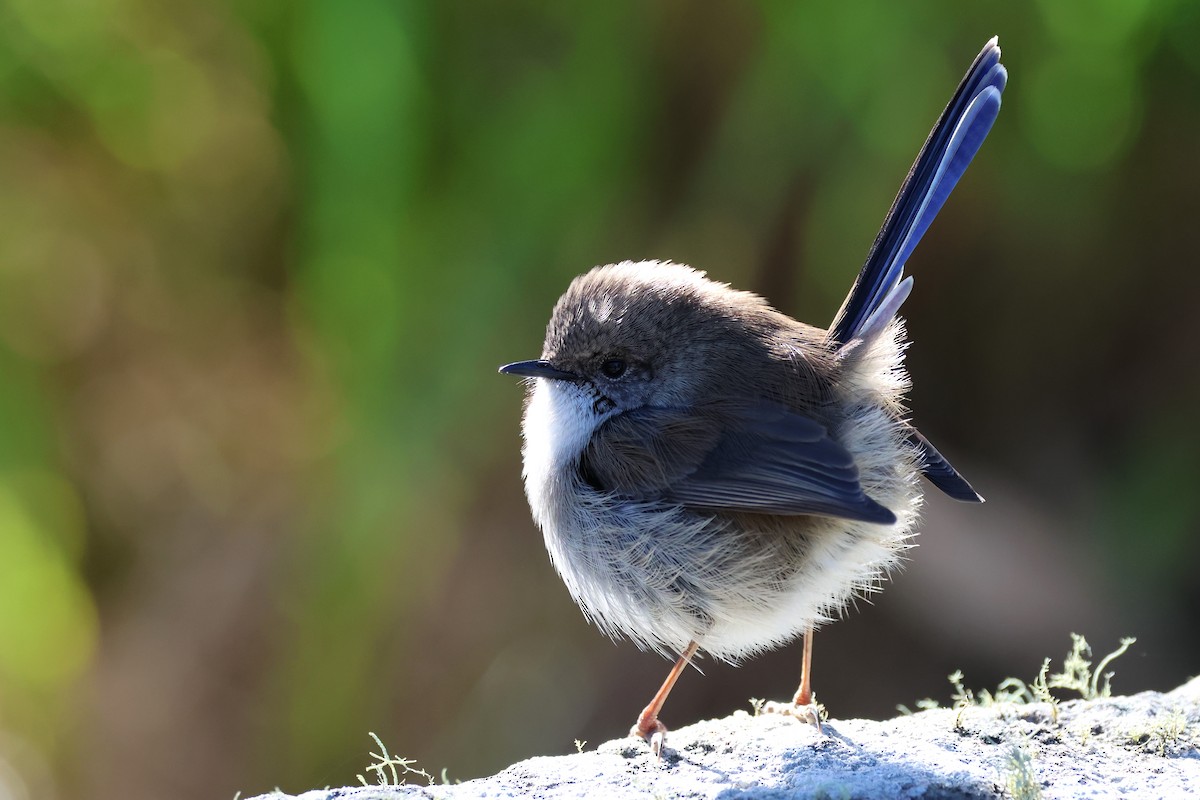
<box><xmin>250</xmin><ymin>677</ymin><xmax>1200</xmax><ymax>799</ymax></box>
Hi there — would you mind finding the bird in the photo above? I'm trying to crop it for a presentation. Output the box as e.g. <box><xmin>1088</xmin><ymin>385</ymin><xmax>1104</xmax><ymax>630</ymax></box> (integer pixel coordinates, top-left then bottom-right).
<box><xmin>499</xmin><ymin>37</ymin><xmax>1005</xmax><ymax>755</ymax></box>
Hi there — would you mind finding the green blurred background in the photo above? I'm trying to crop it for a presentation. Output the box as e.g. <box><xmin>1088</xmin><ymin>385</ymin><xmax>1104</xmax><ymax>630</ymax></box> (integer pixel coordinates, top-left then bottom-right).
<box><xmin>1</xmin><ymin>1</ymin><xmax>1198</xmax><ymax>797</ymax></box>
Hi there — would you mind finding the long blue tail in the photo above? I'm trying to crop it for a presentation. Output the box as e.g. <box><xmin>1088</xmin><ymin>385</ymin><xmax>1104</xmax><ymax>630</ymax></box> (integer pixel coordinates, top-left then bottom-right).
<box><xmin>829</xmin><ymin>37</ymin><xmax>1006</xmax><ymax>346</ymax></box>
<box><xmin>831</xmin><ymin>38</ymin><xmax>1006</xmax><ymax>504</ymax></box>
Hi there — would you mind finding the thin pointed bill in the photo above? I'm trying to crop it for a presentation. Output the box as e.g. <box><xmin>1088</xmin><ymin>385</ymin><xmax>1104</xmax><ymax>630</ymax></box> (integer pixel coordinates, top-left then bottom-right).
<box><xmin>498</xmin><ymin>359</ymin><xmax>578</xmax><ymax>381</ymax></box>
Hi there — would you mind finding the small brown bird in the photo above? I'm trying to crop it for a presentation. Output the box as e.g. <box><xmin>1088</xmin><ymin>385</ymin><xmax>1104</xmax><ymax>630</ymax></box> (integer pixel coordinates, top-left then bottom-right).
<box><xmin>501</xmin><ymin>38</ymin><xmax>1004</xmax><ymax>754</ymax></box>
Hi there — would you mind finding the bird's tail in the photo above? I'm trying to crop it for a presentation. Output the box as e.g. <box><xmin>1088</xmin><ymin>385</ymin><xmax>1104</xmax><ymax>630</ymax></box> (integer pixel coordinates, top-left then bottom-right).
<box><xmin>828</xmin><ymin>37</ymin><xmax>1006</xmax><ymax>347</ymax></box>
<box><xmin>831</xmin><ymin>38</ymin><xmax>1005</xmax><ymax>505</ymax></box>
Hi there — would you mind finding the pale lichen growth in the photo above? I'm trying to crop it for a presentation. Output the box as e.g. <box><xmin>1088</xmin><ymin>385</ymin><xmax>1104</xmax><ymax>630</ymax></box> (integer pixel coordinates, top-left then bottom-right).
<box><xmin>1046</xmin><ymin>633</ymin><xmax>1136</xmax><ymax>701</ymax></box>
<box><xmin>1002</xmin><ymin>745</ymin><xmax>1043</xmax><ymax>800</ymax></box>
<box><xmin>904</xmin><ymin>634</ymin><xmax>1138</xmax><ymax>730</ymax></box>
<box><xmin>1124</xmin><ymin>708</ymin><xmax>1197</xmax><ymax>757</ymax></box>
<box><xmin>356</xmin><ymin>732</ymin><xmax>433</xmax><ymax>788</ymax></box>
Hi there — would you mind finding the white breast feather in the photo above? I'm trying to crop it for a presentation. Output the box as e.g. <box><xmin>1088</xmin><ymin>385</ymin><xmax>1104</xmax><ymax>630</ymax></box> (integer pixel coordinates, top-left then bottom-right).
<box><xmin>521</xmin><ymin>380</ymin><xmax>601</xmax><ymax>529</ymax></box>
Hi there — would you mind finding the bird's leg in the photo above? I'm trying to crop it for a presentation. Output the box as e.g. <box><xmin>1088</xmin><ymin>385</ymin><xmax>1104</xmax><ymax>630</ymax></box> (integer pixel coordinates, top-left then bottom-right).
<box><xmin>793</xmin><ymin>623</ymin><xmax>815</xmax><ymax>706</ymax></box>
<box><xmin>763</xmin><ymin>624</ymin><xmax>822</xmax><ymax>729</ymax></box>
<box><xmin>630</xmin><ymin>640</ymin><xmax>699</xmax><ymax>757</ymax></box>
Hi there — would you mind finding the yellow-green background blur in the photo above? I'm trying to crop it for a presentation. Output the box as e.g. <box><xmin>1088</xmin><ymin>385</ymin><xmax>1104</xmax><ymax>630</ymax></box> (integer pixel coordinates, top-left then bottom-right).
<box><xmin>1</xmin><ymin>2</ymin><xmax>1197</xmax><ymax>798</ymax></box>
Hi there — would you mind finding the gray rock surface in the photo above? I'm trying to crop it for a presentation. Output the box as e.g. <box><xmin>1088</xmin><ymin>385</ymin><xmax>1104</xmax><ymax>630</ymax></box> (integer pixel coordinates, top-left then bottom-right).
<box><xmin>253</xmin><ymin>677</ymin><xmax>1199</xmax><ymax>799</ymax></box>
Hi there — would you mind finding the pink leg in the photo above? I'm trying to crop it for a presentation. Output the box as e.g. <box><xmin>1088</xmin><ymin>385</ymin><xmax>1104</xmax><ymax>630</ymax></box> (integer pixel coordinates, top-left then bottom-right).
<box><xmin>630</xmin><ymin>641</ymin><xmax>699</xmax><ymax>756</ymax></box>
<box><xmin>792</xmin><ymin>624</ymin><xmax>814</xmax><ymax>706</ymax></box>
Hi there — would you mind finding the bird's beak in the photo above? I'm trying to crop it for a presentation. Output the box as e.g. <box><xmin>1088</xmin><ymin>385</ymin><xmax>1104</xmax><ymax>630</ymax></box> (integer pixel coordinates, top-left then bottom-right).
<box><xmin>498</xmin><ymin>359</ymin><xmax>578</xmax><ymax>381</ymax></box>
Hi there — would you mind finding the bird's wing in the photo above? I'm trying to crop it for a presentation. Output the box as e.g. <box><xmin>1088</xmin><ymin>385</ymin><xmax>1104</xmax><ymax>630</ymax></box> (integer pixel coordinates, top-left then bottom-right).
<box><xmin>905</xmin><ymin>425</ymin><xmax>983</xmax><ymax>502</ymax></box>
<box><xmin>580</xmin><ymin>403</ymin><xmax>896</xmax><ymax>524</ymax></box>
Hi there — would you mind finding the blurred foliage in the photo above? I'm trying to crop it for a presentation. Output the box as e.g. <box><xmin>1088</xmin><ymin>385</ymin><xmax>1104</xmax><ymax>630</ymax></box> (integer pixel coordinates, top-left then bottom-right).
<box><xmin>0</xmin><ymin>2</ymin><xmax>1197</xmax><ymax>799</ymax></box>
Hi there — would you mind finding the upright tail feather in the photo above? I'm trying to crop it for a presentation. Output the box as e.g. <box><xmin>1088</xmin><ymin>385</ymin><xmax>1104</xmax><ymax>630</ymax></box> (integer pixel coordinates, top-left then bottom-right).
<box><xmin>829</xmin><ymin>37</ymin><xmax>1007</xmax><ymax>346</ymax></box>
<box><xmin>832</xmin><ymin>38</ymin><xmax>1005</xmax><ymax>505</ymax></box>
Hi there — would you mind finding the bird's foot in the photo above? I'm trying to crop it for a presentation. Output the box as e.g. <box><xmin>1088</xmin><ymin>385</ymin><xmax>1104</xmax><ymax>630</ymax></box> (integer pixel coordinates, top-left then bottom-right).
<box><xmin>630</xmin><ymin>717</ymin><xmax>669</xmax><ymax>758</ymax></box>
<box><xmin>761</xmin><ymin>698</ymin><xmax>824</xmax><ymax>731</ymax></box>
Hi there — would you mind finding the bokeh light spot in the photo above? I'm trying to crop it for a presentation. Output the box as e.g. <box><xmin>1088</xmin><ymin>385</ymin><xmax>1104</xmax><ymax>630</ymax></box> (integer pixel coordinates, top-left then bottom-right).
<box><xmin>0</xmin><ymin>483</ymin><xmax>97</xmax><ymax>691</ymax></box>
<box><xmin>1037</xmin><ymin>0</ymin><xmax>1158</xmax><ymax>46</ymax></box>
<box><xmin>1022</xmin><ymin>50</ymin><xmax>1141</xmax><ymax>173</ymax></box>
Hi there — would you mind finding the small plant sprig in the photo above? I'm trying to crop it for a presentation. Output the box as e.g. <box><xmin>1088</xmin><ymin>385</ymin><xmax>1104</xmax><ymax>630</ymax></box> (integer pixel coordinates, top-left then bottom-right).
<box><xmin>357</xmin><ymin>731</ymin><xmax>433</xmax><ymax>788</ymax></box>
<box><xmin>1002</xmin><ymin>744</ymin><xmax>1043</xmax><ymax>800</ymax></box>
<box><xmin>903</xmin><ymin>634</ymin><xmax>1137</xmax><ymax>726</ymax></box>
<box><xmin>1124</xmin><ymin>708</ymin><xmax>1196</xmax><ymax>757</ymax></box>
<box><xmin>1045</xmin><ymin>633</ymin><xmax>1136</xmax><ymax>701</ymax></box>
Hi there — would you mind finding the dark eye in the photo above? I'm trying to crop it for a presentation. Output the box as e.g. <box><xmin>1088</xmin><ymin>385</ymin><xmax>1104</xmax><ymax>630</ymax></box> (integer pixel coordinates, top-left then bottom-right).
<box><xmin>600</xmin><ymin>358</ymin><xmax>627</xmax><ymax>379</ymax></box>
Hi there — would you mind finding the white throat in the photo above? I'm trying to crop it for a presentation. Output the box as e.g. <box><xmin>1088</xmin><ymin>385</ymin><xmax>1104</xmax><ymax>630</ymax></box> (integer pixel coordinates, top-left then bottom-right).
<box><xmin>521</xmin><ymin>379</ymin><xmax>607</xmax><ymax>521</ymax></box>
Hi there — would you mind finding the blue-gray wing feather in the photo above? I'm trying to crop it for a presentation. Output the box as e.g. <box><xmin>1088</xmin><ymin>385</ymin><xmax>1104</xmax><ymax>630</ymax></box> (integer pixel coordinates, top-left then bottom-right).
<box><xmin>581</xmin><ymin>403</ymin><xmax>896</xmax><ymax>525</ymax></box>
<box><xmin>906</xmin><ymin>426</ymin><xmax>984</xmax><ymax>503</ymax></box>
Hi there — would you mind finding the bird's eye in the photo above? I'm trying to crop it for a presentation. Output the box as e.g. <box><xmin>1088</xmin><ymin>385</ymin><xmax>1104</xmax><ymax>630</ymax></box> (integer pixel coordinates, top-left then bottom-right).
<box><xmin>600</xmin><ymin>358</ymin><xmax>627</xmax><ymax>379</ymax></box>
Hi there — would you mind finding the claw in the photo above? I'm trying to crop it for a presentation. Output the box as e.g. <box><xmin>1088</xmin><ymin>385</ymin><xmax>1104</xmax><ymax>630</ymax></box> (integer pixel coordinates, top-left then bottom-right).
<box><xmin>649</xmin><ymin>729</ymin><xmax>666</xmax><ymax>758</ymax></box>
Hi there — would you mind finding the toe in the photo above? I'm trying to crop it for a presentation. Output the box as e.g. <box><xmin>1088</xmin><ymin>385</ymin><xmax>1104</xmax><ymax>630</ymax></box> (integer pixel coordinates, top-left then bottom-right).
<box><xmin>761</xmin><ymin>699</ymin><xmax>824</xmax><ymax>731</ymax></box>
<box><xmin>630</xmin><ymin>718</ymin><xmax>669</xmax><ymax>758</ymax></box>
